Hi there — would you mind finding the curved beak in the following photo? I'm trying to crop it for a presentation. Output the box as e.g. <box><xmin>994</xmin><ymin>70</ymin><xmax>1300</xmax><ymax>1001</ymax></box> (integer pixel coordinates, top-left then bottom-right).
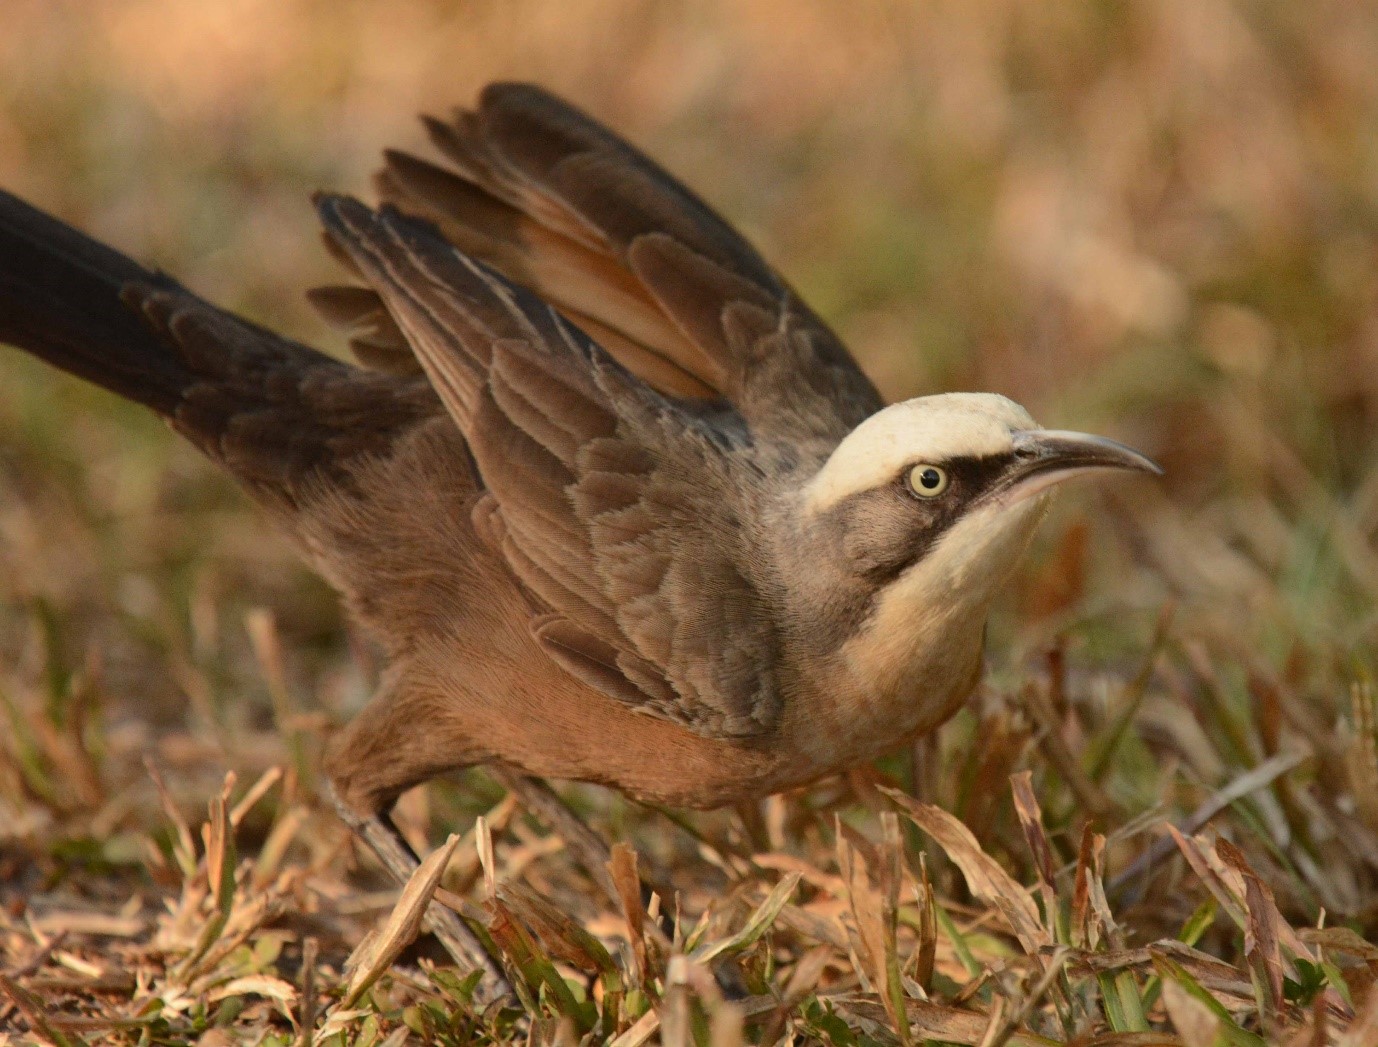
<box><xmin>1000</xmin><ymin>429</ymin><xmax>1162</xmax><ymax>504</ymax></box>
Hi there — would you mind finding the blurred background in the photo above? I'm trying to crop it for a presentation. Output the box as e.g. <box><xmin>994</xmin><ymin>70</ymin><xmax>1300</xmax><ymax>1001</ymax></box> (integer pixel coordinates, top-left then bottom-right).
<box><xmin>1</xmin><ymin>0</ymin><xmax>1376</xmax><ymax>927</ymax></box>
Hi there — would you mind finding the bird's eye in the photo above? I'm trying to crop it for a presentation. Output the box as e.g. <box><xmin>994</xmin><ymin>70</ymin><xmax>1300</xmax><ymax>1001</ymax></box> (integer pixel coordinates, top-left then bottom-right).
<box><xmin>906</xmin><ymin>464</ymin><xmax>949</xmax><ymax>498</ymax></box>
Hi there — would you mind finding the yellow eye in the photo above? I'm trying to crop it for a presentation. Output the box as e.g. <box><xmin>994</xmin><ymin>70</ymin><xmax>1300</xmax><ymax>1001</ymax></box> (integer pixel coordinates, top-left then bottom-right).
<box><xmin>906</xmin><ymin>463</ymin><xmax>949</xmax><ymax>498</ymax></box>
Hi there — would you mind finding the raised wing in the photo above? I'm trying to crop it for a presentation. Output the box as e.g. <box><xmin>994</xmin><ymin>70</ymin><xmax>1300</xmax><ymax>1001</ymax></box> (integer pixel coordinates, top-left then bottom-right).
<box><xmin>318</xmin><ymin>196</ymin><xmax>782</xmax><ymax>739</ymax></box>
<box><xmin>312</xmin><ymin>82</ymin><xmax>882</xmax><ymax>446</ymax></box>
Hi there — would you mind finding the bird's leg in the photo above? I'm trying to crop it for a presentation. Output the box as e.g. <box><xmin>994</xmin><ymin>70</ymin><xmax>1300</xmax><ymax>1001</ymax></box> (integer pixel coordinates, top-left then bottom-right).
<box><xmin>324</xmin><ymin>781</ymin><xmax>514</xmax><ymax>1005</ymax></box>
<box><xmin>485</xmin><ymin>770</ymin><xmax>697</xmax><ymax>955</ymax></box>
<box><xmin>487</xmin><ymin>771</ymin><xmax>672</xmax><ymax>932</ymax></box>
<box><xmin>407</xmin><ymin>769</ymin><xmax>756</xmax><ymax>1000</ymax></box>
<box><xmin>487</xmin><ymin>768</ymin><xmax>625</xmax><ymax>907</ymax></box>
<box><xmin>909</xmin><ymin>731</ymin><xmax>940</xmax><ymax>804</ymax></box>
<box><xmin>733</xmin><ymin>799</ymin><xmax>770</xmax><ymax>853</ymax></box>
<box><xmin>491</xmin><ymin>774</ymin><xmax>750</xmax><ymax>999</ymax></box>
<box><xmin>322</xmin><ymin>682</ymin><xmax>516</xmax><ymax>1001</ymax></box>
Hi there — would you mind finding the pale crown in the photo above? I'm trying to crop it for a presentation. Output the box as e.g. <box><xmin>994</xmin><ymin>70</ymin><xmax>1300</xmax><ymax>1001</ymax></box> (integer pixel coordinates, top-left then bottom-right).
<box><xmin>803</xmin><ymin>393</ymin><xmax>1038</xmax><ymax>512</ymax></box>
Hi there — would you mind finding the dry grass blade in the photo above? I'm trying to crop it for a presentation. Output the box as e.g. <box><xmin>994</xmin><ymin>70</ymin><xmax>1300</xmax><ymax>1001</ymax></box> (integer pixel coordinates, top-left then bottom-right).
<box><xmin>837</xmin><ymin>813</ymin><xmax>908</xmax><ymax>1039</ymax></box>
<box><xmin>1172</xmin><ymin>830</ymin><xmax>1315</xmax><ymax>965</ymax></box>
<box><xmin>977</xmin><ymin>947</ymin><xmax>1071</xmax><ymax>1047</ymax></box>
<box><xmin>250</xmin><ymin>804</ymin><xmax>309</xmax><ymax>891</ymax></box>
<box><xmin>660</xmin><ymin>955</ymin><xmax>691</xmax><ymax>1047</ymax></box>
<box><xmin>1085</xmin><ymin>833</ymin><xmax>1117</xmax><ymax>946</ymax></box>
<box><xmin>609</xmin><ymin>842</ymin><xmax>649</xmax><ymax>985</ymax></box>
<box><xmin>204</xmin><ymin>772</ymin><xmax>236</xmax><ymax>912</ymax></box>
<box><xmin>0</xmin><ymin>973</ymin><xmax>83</xmax><ymax>1047</ymax></box>
<box><xmin>230</xmin><ymin>766</ymin><xmax>283</xmax><ymax>828</ymax></box>
<box><xmin>1010</xmin><ymin>770</ymin><xmax>1059</xmax><ymax>940</ymax></box>
<box><xmin>1301</xmin><ymin>926</ymin><xmax>1378</xmax><ymax>963</ymax></box>
<box><xmin>1347</xmin><ymin>681</ymin><xmax>1378</xmax><ymax>831</ymax></box>
<box><xmin>607</xmin><ymin>1008</ymin><xmax>660</xmax><ymax>1047</ymax></box>
<box><xmin>144</xmin><ymin>757</ymin><xmax>198</xmax><ymax>878</ymax></box>
<box><xmin>1217</xmin><ymin>840</ymin><xmax>1285</xmax><ymax>1031</ymax></box>
<box><xmin>1168</xmin><ymin>827</ymin><xmax>1249</xmax><ymax>931</ymax></box>
<box><xmin>245</xmin><ymin>608</ymin><xmax>291</xmax><ymax>721</ymax></box>
<box><xmin>775</xmin><ymin>901</ymin><xmax>850</xmax><ymax>951</ymax></box>
<box><xmin>298</xmin><ymin>935</ymin><xmax>318</xmax><ymax>1047</ymax></box>
<box><xmin>1072</xmin><ymin>824</ymin><xmax>1096</xmax><ymax>950</ymax></box>
<box><xmin>497</xmin><ymin>880</ymin><xmax>619</xmax><ymax>980</ymax></box>
<box><xmin>207</xmin><ymin>974</ymin><xmax>298</xmax><ymax>1007</ymax></box>
<box><xmin>476</xmin><ymin>814</ymin><xmax>497</xmax><ymax>899</ymax></box>
<box><xmin>342</xmin><ymin>832</ymin><xmax>461</xmax><ymax>1007</ymax></box>
<box><xmin>912</xmin><ymin>852</ymin><xmax>938</xmax><ymax>991</ymax></box>
<box><xmin>690</xmin><ymin>872</ymin><xmax>801</xmax><ymax>965</ymax></box>
<box><xmin>883</xmin><ymin>787</ymin><xmax>1050</xmax><ymax>954</ymax></box>
<box><xmin>1010</xmin><ymin>772</ymin><xmax>1055</xmax><ymax>890</ymax></box>
<box><xmin>1161</xmin><ymin>976</ymin><xmax>1222</xmax><ymax>1047</ymax></box>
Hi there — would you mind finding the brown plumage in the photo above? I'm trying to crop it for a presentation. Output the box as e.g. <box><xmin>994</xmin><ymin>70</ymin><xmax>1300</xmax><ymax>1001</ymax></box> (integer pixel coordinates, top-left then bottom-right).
<box><xmin>0</xmin><ymin>82</ymin><xmax>1158</xmax><ymax>999</ymax></box>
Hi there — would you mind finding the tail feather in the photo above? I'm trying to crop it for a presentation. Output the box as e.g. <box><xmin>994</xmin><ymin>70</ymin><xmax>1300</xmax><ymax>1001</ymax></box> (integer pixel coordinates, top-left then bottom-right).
<box><xmin>0</xmin><ymin>187</ymin><xmax>447</xmax><ymax>500</ymax></box>
<box><xmin>0</xmin><ymin>188</ymin><xmax>193</xmax><ymax>414</ymax></box>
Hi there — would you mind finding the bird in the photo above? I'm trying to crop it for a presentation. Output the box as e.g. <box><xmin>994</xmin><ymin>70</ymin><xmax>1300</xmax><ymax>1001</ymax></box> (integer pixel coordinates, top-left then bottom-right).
<box><xmin>0</xmin><ymin>81</ymin><xmax>1158</xmax><ymax>998</ymax></box>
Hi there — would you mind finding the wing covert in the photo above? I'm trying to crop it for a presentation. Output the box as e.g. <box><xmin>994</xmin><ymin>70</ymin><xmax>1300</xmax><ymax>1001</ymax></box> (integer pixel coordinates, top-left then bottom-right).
<box><xmin>318</xmin><ymin>197</ymin><xmax>782</xmax><ymax>738</ymax></box>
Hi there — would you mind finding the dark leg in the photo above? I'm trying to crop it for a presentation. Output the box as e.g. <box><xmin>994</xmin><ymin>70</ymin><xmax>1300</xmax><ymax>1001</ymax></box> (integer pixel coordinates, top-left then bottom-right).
<box><xmin>488</xmin><ymin>768</ymin><xmax>626</xmax><ymax>907</ymax></box>
<box><xmin>489</xmin><ymin>769</ymin><xmax>695</xmax><ymax>957</ymax></box>
<box><xmin>490</xmin><ymin>773</ymin><xmax>750</xmax><ymax>999</ymax></box>
<box><xmin>359</xmin><ymin>767</ymin><xmax>751</xmax><ymax>1001</ymax></box>
<box><xmin>324</xmin><ymin>781</ymin><xmax>513</xmax><ymax>1006</ymax></box>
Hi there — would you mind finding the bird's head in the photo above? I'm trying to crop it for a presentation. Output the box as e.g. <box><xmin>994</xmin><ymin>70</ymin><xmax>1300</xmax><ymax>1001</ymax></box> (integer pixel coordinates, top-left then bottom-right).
<box><xmin>797</xmin><ymin>393</ymin><xmax>1159</xmax><ymax>694</ymax></box>
<box><xmin>804</xmin><ymin>392</ymin><xmax>1160</xmax><ymax>600</ymax></box>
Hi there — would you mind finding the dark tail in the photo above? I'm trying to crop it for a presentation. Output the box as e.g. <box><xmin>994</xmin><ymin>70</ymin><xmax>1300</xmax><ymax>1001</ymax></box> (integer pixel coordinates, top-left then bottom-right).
<box><xmin>0</xmin><ymin>188</ymin><xmax>196</xmax><ymax>415</ymax></box>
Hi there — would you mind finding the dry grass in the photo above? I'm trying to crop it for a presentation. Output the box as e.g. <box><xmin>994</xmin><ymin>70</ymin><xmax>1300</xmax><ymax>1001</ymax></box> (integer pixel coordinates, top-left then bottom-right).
<box><xmin>2</xmin><ymin>1</ymin><xmax>1377</xmax><ymax>1043</ymax></box>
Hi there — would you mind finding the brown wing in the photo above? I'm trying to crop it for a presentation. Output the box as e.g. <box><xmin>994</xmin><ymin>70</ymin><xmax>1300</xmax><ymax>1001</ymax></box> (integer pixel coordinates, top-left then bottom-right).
<box><xmin>318</xmin><ymin>196</ymin><xmax>782</xmax><ymax>739</ymax></box>
<box><xmin>313</xmin><ymin>82</ymin><xmax>882</xmax><ymax>446</ymax></box>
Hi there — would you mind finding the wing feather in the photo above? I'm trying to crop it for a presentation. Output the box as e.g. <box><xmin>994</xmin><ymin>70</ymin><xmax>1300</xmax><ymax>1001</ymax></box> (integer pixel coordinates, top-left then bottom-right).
<box><xmin>319</xmin><ymin>196</ymin><xmax>781</xmax><ymax>738</ymax></box>
<box><xmin>340</xmin><ymin>82</ymin><xmax>883</xmax><ymax>443</ymax></box>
